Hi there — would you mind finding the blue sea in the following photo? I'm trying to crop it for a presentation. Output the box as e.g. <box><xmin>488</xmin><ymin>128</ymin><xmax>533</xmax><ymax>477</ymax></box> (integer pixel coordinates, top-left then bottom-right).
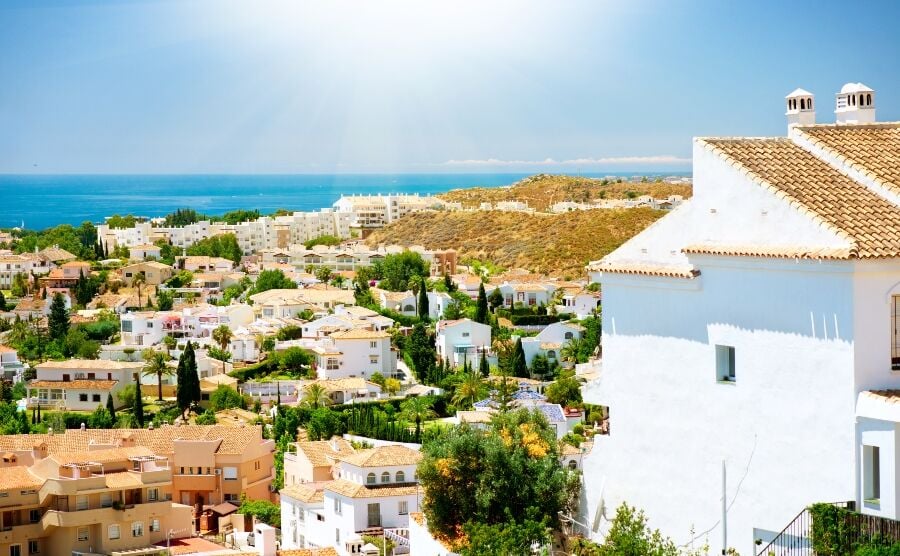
<box><xmin>0</xmin><ymin>172</ymin><xmax>689</xmax><ymax>230</ymax></box>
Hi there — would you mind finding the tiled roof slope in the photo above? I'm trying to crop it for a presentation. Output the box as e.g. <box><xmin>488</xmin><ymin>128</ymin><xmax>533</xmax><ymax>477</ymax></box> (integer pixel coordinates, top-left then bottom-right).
<box><xmin>699</xmin><ymin>137</ymin><xmax>900</xmax><ymax>259</ymax></box>
<box><xmin>796</xmin><ymin>123</ymin><xmax>900</xmax><ymax>197</ymax></box>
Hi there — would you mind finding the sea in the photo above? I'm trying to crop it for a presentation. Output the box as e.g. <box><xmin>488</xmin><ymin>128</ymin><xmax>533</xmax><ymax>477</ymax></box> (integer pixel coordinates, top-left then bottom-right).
<box><xmin>0</xmin><ymin>172</ymin><xmax>690</xmax><ymax>230</ymax></box>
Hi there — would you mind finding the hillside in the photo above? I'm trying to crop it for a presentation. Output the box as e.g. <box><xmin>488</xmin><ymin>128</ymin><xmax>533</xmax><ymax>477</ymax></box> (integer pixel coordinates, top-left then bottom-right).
<box><xmin>438</xmin><ymin>173</ymin><xmax>692</xmax><ymax>212</ymax></box>
<box><xmin>365</xmin><ymin>208</ymin><xmax>667</xmax><ymax>278</ymax></box>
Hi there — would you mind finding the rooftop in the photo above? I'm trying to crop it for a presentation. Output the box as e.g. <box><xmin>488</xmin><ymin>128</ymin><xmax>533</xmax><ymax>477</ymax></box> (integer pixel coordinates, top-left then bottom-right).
<box><xmin>338</xmin><ymin>444</ymin><xmax>422</xmax><ymax>467</ymax></box>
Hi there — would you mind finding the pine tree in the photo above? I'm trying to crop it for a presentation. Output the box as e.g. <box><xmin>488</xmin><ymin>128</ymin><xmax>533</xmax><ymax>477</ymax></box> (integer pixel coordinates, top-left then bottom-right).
<box><xmin>513</xmin><ymin>337</ymin><xmax>528</xmax><ymax>378</ymax></box>
<box><xmin>475</xmin><ymin>282</ymin><xmax>488</xmax><ymax>324</ymax></box>
<box><xmin>134</xmin><ymin>373</ymin><xmax>145</xmax><ymax>427</ymax></box>
<box><xmin>417</xmin><ymin>276</ymin><xmax>429</xmax><ymax>321</ymax></box>
<box><xmin>106</xmin><ymin>392</ymin><xmax>116</xmax><ymax>422</ymax></box>
<box><xmin>48</xmin><ymin>293</ymin><xmax>69</xmax><ymax>340</ymax></box>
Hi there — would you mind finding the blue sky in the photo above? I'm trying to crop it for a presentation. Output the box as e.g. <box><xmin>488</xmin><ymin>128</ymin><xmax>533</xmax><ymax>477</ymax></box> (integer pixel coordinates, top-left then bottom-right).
<box><xmin>1</xmin><ymin>0</ymin><xmax>899</xmax><ymax>174</ymax></box>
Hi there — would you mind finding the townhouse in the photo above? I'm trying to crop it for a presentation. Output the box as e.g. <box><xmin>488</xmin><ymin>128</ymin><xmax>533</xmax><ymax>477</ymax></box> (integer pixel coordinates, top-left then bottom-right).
<box><xmin>27</xmin><ymin>359</ymin><xmax>143</xmax><ymax>411</ymax></box>
<box><xmin>119</xmin><ymin>261</ymin><xmax>173</xmax><ymax>287</ymax></box>
<box><xmin>434</xmin><ymin>319</ymin><xmax>492</xmax><ymax>371</ymax></box>
<box><xmin>310</xmin><ymin>330</ymin><xmax>396</xmax><ymax>381</ymax></box>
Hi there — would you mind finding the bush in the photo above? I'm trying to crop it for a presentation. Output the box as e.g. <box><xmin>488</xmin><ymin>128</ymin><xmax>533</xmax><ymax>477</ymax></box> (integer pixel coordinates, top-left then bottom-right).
<box><xmin>195</xmin><ymin>410</ymin><xmax>218</xmax><ymax>425</ymax></box>
<box><xmin>238</xmin><ymin>498</ymin><xmax>280</xmax><ymax>527</ymax></box>
<box><xmin>509</xmin><ymin>314</ymin><xmax>559</xmax><ymax>326</ymax></box>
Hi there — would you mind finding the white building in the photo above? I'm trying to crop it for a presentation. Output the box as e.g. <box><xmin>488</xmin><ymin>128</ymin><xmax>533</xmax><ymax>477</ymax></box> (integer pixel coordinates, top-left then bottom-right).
<box><xmin>520</xmin><ymin>321</ymin><xmax>584</xmax><ymax>368</ymax></box>
<box><xmin>27</xmin><ymin>359</ymin><xmax>142</xmax><ymax>411</ymax></box>
<box><xmin>435</xmin><ymin>319</ymin><xmax>492</xmax><ymax>370</ymax></box>
<box><xmin>583</xmin><ymin>83</ymin><xmax>900</xmax><ymax>555</ymax></box>
<box><xmin>280</xmin><ymin>444</ymin><xmax>422</xmax><ymax>555</ymax></box>
<box><xmin>312</xmin><ymin>329</ymin><xmax>397</xmax><ymax>380</ymax></box>
<box><xmin>0</xmin><ymin>345</ymin><xmax>25</xmax><ymax>382</ymax></box>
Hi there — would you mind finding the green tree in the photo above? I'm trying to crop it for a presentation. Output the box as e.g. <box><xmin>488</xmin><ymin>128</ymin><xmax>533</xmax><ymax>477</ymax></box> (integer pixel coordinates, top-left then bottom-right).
<box><xmin>212</xmin><ymin>324</ymin><xmax>233</xmax><ymax>351</ymax></box>
<box><xmin>48</xmin><ymin>293</ymin><xmax>70</xmax><ymax>340</ymax></box>
<box><xmin>184</xmin><ymin>233</ymin><xmax>242</xmax><ymax>263</ymax></box>
<box><xmin>480</xmin><ymin>349</ymin><xmax>490</xmax><ymax>378</ymax></box>
<box><xmin>301</xmin><ymin>383</ymin><xmax>331</xmax><ymax>409</ymax></box>
<box><xmin>133</xmin><ymin>373</ymin><xmax>145</xmax><ymax>427</ymax></box>
<box><xmin>176</xmin><ymin>342</ymin><xmax>200</xmax><ymax>418</ymax></box>
<box><xmin>452</xmin><ymin>371</ymin><xmax>487</xmax><ymax>409</ymax></box>
<box><xmin>376</xmin><ymin>251</ymin><xmax>429</xmax><ymax>291</ymax></box>
<box><xmin>210</xmin><ymin>385</ymin><xmax>245</xmax><ymax>411</ymax></box>
<box><xmin>106</xmin><ymin>392</ymin><xmax>117</xmax><ymax>422</ymax></box>
<box><xmin>545</xmin><ymin>375</ymin><xmax>583</xmax><ymax>407</ymax></box>
<box><xmin>303</xmin><ymin>235</ymin><xmax>342</xmax><ymax>249</ymax></box>
<box><xmin>195</xmin><ymin>409</ymin><xmax>218</xmax><ymax>425</ymax></box>
<box><xmin>314</xmin><ymin>266</ymin><xmax>333</xmax><ymax>284</ymax></box>
<box><xmin>488</xmin><ymin>287</ymin><xmax>504</xmax><ymax>311</ymax></box>
<box><xmin>0</xmin><ymin>290</ymin><xmax>8</xmax><ymax>311</ymax></box>
<box><xmin>88</xmin><ymin>404</ymin><xmax>114</xmax><ymax>429</ymax></box>
<box><xmin>513</xmin><ymin>337</ymin><xmax>528</xmax><ymax>378</ymax></box>
<box><xmin>11</xmin><ymin>274</ymin><xmax>28</xmax><ymax>298</ymax></box>
<box><xmin>156</xmin><ymin>289</ymin><xmax>174</xmax><ymax>311</ymax></box>
<box><xmin>238</xmin><ymin>498</ymin><xmax>281</xmax><ymax>527</ymax></box>
<box><xmin>401</xmin><ymin>396</ymin><xmax>435</xmax><ymax>439</ymax></box>
<box><xmin>417</xmin><ymin>276</ymin><xmax>429</xmax><ymax>320</ymax></box>
<box><xmin>474</xmin><ymin>283</ymin><xmax>489</xmax><ymax>324</ymax></box>
<box><xmin>307</xmin><ymin>407</ymin><xmax>342</xmax><ymax>440</ymax></box>
<box><xmin>597</xmin><ymin>503</ymin><xmax>679</xmax><ymax>556</ymax></box>
<box><xmin>530</xmin><ymin>354</ymin><xmax>551</xmax><ymax>378</ymax></box>
<box><xmin>117</xmin><ymin>384</ymin><xmax>137</xmax><ymax>409</ymax></box>
<box><xmin>460</xmin><ymin>518</ymin><xmax>552</xmax><ymax>556</ymax></box>
<box><xmin>369</xmin><ymin>372</ymin><xmax>386</xmax><ymax>388</ymax></box>
<box><xmin>275</xmin><ymin>347</ymin><xmax>312</xmax><ymax>376</ymax></box>
<box><xmin>406</xmin><ymin>323</ymin><xmax>436</xmax><ymax>383</ymax></box>
<box><xmin>142</xmin><ymin>349</ymin><xmax>173</xmax><ymax>401</ymax></box>
<box><xmin>250</xmin><ymin>269</ymin><xmax>296</xmax><ymax>295</ymax></box>
<box><xmin>384</xmin><ymin>377</ymin><xmax>401</xmax><ymax>396</ymax></box>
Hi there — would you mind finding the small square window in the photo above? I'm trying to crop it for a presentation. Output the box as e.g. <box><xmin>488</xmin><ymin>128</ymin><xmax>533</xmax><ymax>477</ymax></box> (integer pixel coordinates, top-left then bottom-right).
<box><xmin>150</xmin><ymin>519</ymin><xmax>160</xmax><ymax>532</ymax></box>
<box><xmin>132</xmin><ymin>521</ymin><xmax>143</xmax><ymax>537</ymax></box>
<box><xmin>79</xmin><ymin>394</ymin><xmax>88</xmax><ymax>402</ymax></box>
<box><xmin>92</xmin><ymin>394</ymin><xmax>101</xmax><ymax>402</ymax></box>
<box><xmin>715</xmin><ymin>345</ymin><xmax>736</xmax><ymax>383</ymax></box>
<box><xmin>77</xmin><ymin>527</ymin><xmax>89</xmax><ymax>541</ymax></box>
<box><xmin>109</xmin><ymin>525</ymin><xmax>120</xmax><ymax>540</ymax></box>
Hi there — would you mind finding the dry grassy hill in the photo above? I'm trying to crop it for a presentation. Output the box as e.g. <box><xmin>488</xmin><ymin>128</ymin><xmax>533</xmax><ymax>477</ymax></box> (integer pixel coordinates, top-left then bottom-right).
<box><xmin>438</xmin><ymin>173</ymin><xmax>692</xmax><ymax>212</ymax></box>
<box><xmin>365</xmin><ymin>208</ymin><xmax>667</xmax><ymax>278</ymax></box>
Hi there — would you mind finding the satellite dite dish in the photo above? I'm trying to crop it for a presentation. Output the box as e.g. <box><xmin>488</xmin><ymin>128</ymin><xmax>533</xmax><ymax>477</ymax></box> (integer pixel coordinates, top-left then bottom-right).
<box><xmin>592</xmin><ymin>477</ymin><xmax>607</xmax><ymax>535</ymax></box>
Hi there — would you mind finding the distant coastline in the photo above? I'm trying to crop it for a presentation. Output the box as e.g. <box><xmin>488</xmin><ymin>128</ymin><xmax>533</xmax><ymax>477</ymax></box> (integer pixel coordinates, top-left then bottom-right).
<box><xmin>0</xmin><ymin>172</ymin><xmax>691</xmax><ymax>230</ymax></box>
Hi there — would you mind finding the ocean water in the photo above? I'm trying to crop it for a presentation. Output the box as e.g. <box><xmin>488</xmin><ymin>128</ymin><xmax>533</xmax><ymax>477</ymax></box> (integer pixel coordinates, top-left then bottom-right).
<box><xmin>0</xmin><ymin>172</ymin><xmax>689</xmax><ymax>230</ymax></box>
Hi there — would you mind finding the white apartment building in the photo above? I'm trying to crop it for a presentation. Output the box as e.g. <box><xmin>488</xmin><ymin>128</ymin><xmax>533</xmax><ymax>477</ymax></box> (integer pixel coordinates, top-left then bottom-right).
<box><xmin>0</xmin><ymin>253</ymin><xmax>53</xmax><ymax>289</ymax></box>
<box><xmin>582</xmin><ymin>83</ymin><xmax>900</xmax><ymax>555</ymax></box>
<box><xmin>435</xmin><ymin>319</ymin><xmax>492</xmax><ymax>370</ymax></box>
<box><xmin>280</xmin><ymin>444</ymin><xmax>422</xmax><ymax>555</ymax></box>
<box><xmin>311</xmin><ymin>329</ymin><xmax>397</xmax><ymax>380</ymax></box>
<box><xmin>333</xmin><ymin>194</ymin><xmax>443</xmax><ymax>230</ymax></box>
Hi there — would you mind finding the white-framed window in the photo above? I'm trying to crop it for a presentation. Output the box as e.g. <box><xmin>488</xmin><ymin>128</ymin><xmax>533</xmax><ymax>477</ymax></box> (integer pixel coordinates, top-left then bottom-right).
<box><xmin>334</xmin><ymin>498</ymin><xmax>342</xmax><ymax>514</ymax></box>
<box><xmin>224</xmin><ymin>493</ymin><xmax>238</xmax><ymax>502</ymax></box>
<box><xmin>398</xmin><ymin>500</ymin><xmax>408</xmax><ymax>515</ymax></box>
<box><xmin>370</xmin><ymin>341</ymin><xmax>378</xmax><ymax>348</ymax></box>
<box><xmin>892</xmin><ymin>295</ymin><xmax>900</xmax><ymax>370</ymax></box>
<box><xmin>395</xmin><ymin>471</ymin><xmax>405</xmax><ymax>482</ymax></box>
<box><xmin>77</xmin><ymin>527</ymin><xmax>89</xmax><ymax>541</ymax></box>
<box><xmin>132</xmin><ymin>521</ymin><xmax>144</xmax><ymax>537</ymax></box>
<box><xmin>335</xmin><ymin>528</ymin><xmax>340</xmax><ymax>544</ymax></box>
<box><xmin>76</xmin><ymin>495</ymin><xmax>88</xmax><ymax>511</ymax></box>
<box><xmin>150</xmin><ymin>519</ymin><xmax>160</xmax><ymax>532</ymax></box>
<box><xmin>715</xmin><ymin>345</ymin><xmax>736</xmax><ymax>383</ymax></box>
<box><xmin>369</xmin><ymin>356</ymin><xmax>378</xmax><ymax>364</ymax></box>
<box><xmin>223</xmin><ymin>466</ymin><xmax>238</xmax><ymax>481</ymax></box>
<box><xmin>108</xmin><ymin>525</ymin><xmax>120</xmax><ymax>540</ymax></box>
<box><xmin>381</xmin><ymin>472</ymin><xmax>390</xmax><ymax>483</ymax></box>
<box><xmin>148</xmin><ymin>488</ymin><xmax>158</xmax><ymax>502</ymax></box>
<box><xmin>9</xmin><ymin>545</ymin><xmax>20</xmax><ymax>556</ymax></box>
<box><xmin>462</xmin><ymin>332</ymin><xmax>470</xmax><ymax>338</ymax></box>
<box><xmin>367</xmin><ymin>473</ymin><xmax>376</xmax><ymax>485</ymax></box>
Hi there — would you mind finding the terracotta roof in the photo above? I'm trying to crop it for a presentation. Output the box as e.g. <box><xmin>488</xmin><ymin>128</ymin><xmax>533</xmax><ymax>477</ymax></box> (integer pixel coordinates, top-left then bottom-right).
<box><xmin>796</xmin><ymin>123</ymin><xmax>900</xmax><ymax>198</ymax></box>
<box><xmin>682</xmin><ymin>243</ymin><xmax>853</xmax><ymax>260</ymax></box>
<box><xmin>30</xmin><ymin>379</ymin><xmax>118</xmax><ymax>391</ymax></box>
<box><xmin>278</xmin><ymin>549</ymin><xmax>339</xmax><ymax>556</ymax></box>
<box><xmin>700</xmin><ymin>137</ymin><xmax>900</xmax><ymax>259</ymax></box>
<box><xmin>295</xmin><ymin>437</ymin><xmax>355</xmax><ymax>467</ymax></box>
<box><xmin>104</xmin><ymin>471</ymin><xmax>146</xmax><ymax>489</ymax></box>
<box><xmin>560</xmin><ymin>443</ymin><xmax>583</xmax><ymax>456</ymax></box>
<box><xmin>36</xmin><ymin>359</ymin><xmax>143</xmax><ymax>371</ymax></box>
<box><xmin>589</xmin><ymin>261</ymin><xmax>700</xmax><ymax>279</ymax></box>
<box><xmin>51</xmin><ymin>446</ymin><xmax>154</xmax><ymax>466</ymax></box>
<box><xmin>38</xmin><ymin>246</ymin><xmax>76</xmax><ymax>262</ymax></box>
<box><xmin>0</xmin><ymin>467</ymin><xmax>42</xmax><ymax>491</ymax></box>
<box><xmin>328</xmin><ymin>329</ymin><xmax>390</xmax><ymax>340</ymax></box>
<box><xmin>314</xmin><ymin>378</ymin><xmax>379</xmax><ymax>392</ymax></box>
<box><xmin>280</xmin><ymin>482</ymin><xmax>327</xmax><ymax>503</ymax></box>
<box><xmin>325</xmin><ymin>478</ymin><xmax>422</xmax><ymax>499</ymax></box>
<box><xmin>338</xmin><ymin>445</ymin><xmax>421</xmax><ymax>467</ymax></box>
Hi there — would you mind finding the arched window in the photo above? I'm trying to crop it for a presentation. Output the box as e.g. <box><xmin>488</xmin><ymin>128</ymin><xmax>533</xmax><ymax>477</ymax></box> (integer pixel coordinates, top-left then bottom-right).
<box><xmin>564</xmin><ymin>332</ymin><xmax>574</xmax><ymax>340</ymax></box>
<box><xmin>800</xmin><ymin>98</ymin><xmax>805</xmax><ymax>110</ymax></box>
<box><xmin>403</xmin><ymin>304</ymin><xmax>415</xmax><ymax>312</ymax></box>
<box><xmin>547</xmin><ymin>350</ymin><xmax>556</xmax><ymax>359</ymax></box>
<box><xmin>396</xmin><ymin>471</ymin><xmax>405</xmax><ymax>483</ymax></box>
<box><xmin>867</xmin><ymin>93</ymin><xmax>872</xmax><ymax>106</ymax></box>
<box><xmin>367</xmin><ymin>473</ymin><xmax>376</xmax><ymax>485</ymax></box>
<box><xmin>381</xmin><ymin>472</ymin><xmax>390</xmax><ymax>483</ymax></box>
<box><xmin>852</xmin><ymin>95</ymin><xmax>857</xmax><ymax>106</ymax></box>
<box><xmin>808</xmin><ymin>98</ymin><xmax>813</xmax><ymax>110</ymax></box>
<box><xmin>568</xmin><ymin>460</ymin><xmax>578</xmax><ymax>470</ymax></box>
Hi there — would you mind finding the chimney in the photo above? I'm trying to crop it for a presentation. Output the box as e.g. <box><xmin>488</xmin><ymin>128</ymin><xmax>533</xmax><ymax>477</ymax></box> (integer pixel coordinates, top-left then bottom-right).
<box><xmin>835</xmin><ymin>82</ymin><xmax>876</xmax><ymax>124</ymax></box>
<box><xmin>785</xmin><ymin>88</ymin><xmax>815</xmax><ymax>131</ymax></box>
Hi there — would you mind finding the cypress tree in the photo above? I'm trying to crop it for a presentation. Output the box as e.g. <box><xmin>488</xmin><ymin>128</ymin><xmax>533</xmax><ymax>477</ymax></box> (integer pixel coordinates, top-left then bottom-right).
<box><xmin>176</xmin><ymin>344</ymin><xmax>191</xmax><ymax>418</ymax></box>
<box><xmin>475</xmin><ymin>282</ymin><xmax>488</xmax><ymax>324</ymax></box>
<box><xmin>417</xmin><ymin>277</ymin><xmax>429</xmax><ymax>321</ymax></box>
<box><xmin>186</xmin><ymin>342</ymin><xmax>200</xmax><ymax>407</ymax></box>
<box><xmin>480</xmin><ymin>349</ymin><xmax>489</xmax><ymax>378</ymax></box>
<box><xmin>106</xmin><ymin>392</ymin><xmax>116</xmax><ymax>422</ymax></box>
<box><xmin>134</xmin><ymin>373</ymin><xmax>145</xmax><ymax>427</ymax></box>
<box><xmin>48</xmin><ymin>293</ymin><xmax>69</xmax><ymax>340</ymax></box>
<box><xmin>513</xmin><ymin>337</ymin><xmax>528</xmax><ymax>378</ymax></box>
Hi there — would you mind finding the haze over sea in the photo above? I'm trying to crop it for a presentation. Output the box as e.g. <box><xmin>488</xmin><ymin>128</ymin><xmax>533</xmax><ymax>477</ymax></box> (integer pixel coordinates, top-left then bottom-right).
<box><xmin>0</xmin><ymin>172</ymin><xmax>689</xmax><ymax>230</ymax></box>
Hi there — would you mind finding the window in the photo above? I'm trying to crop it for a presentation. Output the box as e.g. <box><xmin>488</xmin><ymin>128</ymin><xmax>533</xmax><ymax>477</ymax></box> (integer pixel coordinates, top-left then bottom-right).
<box><xmin>370</xmin><ymin>356</ymin><xmax>379</xmax><ymax>364</ymax></box>
<box><xmin>147</xmin><ymin>488</ymin><xmax>158</xmax><ymax>502</ymax></box>
<box><xmin>333</xmin><ymin>498</ymin><xmax>342</xmax><ymax>514</ymax></box>
<box><xmin>27</xmin><ymin>542</ymin><xmax>37</xmax><ymax>555</ymax></box>
<box><xmin>77</xmin><ymin>527</ymin><xmax>89</xmax><ymax>541</ymax></box>
<box><xmin>223</xmin><ymin>467</ymin><xmax>238</xmax><ymax>481</ymax></box>
<box><xmin>547</xmin><ymin>350</ymin><xmax>556</xmax><ymax>359</ymax></box>
<box><xmin>370</xmin><ymin>341</ymin><xmax>378</xmax><ymax>348</ymax></box>
<box><xmin>367</xmin><ymin>473</ymin><xmax>376</xmax><ymax>485</ymax></box>
<box><xmin>395</xmin><ymin>471</ymin><xmax>405</xmax><ymax>483</ymax></box>
<box><xmin>564</xmin><ymin>332</ymin><xmax>574</xmax><ymax>340</ymax></box>
<box><xmin>715</xmin><ymin>345</ymin><xmax>736</xmax><ymax>382</ymax></box>
<box><xmin>336</xmin><ymin>528</ymin><xmax>340</xmax><ymax>544</ymax></box>
<box><xmin>568</xmin><ymin>460</ymin><xmax>578</xmax><ymax>470</ymax></box>
<box><xmin>224</xmin><ymin>493</ymin><xmax>238</xmax><ymax>502</ymax></box>
<box><xmin>109</xmin><ymin>525</ymin><xmax>120</xmax><ymax>540</ymax></box>
<box><xmin>9</xmin><ymin>546</ymin><xmax>20</xmax><ymax>556</ymax></box>
<box><xmin>92</xmin><ymin>394</ymin><xmax>101</xmax><ymax>403</ymax></box>
<box><xmin>79</xmin><ymin>394</ymin><xmax>88</xmax><ymax>402</ymax></box>
<box><xmin>132</xmin><ymin>521</ymin><xmax>144</xmax><ymax>537</ymax></box>
<box><xmin>891</xmin><ymin>295</ymin><xmax>900</xmax><ymax>370</ymax></box>
<box><xmin>101</xmin><ymin>493</ymin><xmax>112</xmax><ymax>508</ymax></box>
<box><xmin>381</xmin><ymin>472</ymin><xmax>390</xmax><ymax>483</ymax></box>
<box><xmin>28</xmin><ymin>510</ymin><xmax>39</xmax><ymax>523</ymax></box>
<box><xmin>150</xmin><ymin>519</ymin><xmax>160</xmax><ymax>532</ymax></box>
<box><xmin>316</xmin><ymin>513</ymin><xmax>324</xmax><ymax>522</ymax></box>
<box><xmin>864</xmin><ymin>445</ymin><xmax>881</xmax><ymax>505</ymax></box>
<box><xmin>462</xmin><ymin>332</ymin><xmax>470</xmax><ymax>338</ymax></box>
<box><xmin>398</xmin><ymin>501</ymin><xmax>408</xmax><ymax>515</ymax></box>
<box><xmin>367</xmin><ymin>503</ymin><xmax>382</xmax><ymax>527</ymax></box>
<box><xmin>76</xmin><ymin>495</ymin><xmax>88</xmax><ymax>511</ymax></box>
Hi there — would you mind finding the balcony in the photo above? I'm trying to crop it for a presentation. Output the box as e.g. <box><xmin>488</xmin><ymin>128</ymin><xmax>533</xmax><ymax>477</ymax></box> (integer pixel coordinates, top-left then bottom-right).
<box><xmin>0</xmin><ymin>522</ymin><xmax>43</xmax><ymax>544</ymax></box>
<box><xmin>173</xmin><ymin>473</ymin><xmax>217</xmax><ymax>492</ymax></box>
<box><xmin>42</xmin><ymin>501</ymin><xmax>173</xmax><ymax>528</ymax></box>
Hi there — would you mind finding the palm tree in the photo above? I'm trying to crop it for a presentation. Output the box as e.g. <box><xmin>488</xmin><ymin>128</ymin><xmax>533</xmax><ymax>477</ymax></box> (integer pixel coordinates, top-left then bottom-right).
<box><xmin>132</xmin><ymin>271</ymin><xmax>146</xmax><ymax>309</ymax></box>
<box><xmin>401</xmin><ymin>396</ymin><xmax>435</xmax><ymax>438</ymax></box>
<box><xmin>301</xmin><ymin>383</ymin><xmax>332</xmax><ymax>409</ymax></box>
<box><xmin>162</xmin><ymin>335</ymin><xmax>177</xmax><ymax>355</ymax></box>
<box><xmin>561</xmin><ymin>337</ymin><xmax>586</xmax><ymax>365</ymax></box>
<box><xmin>452</xmin><ymin>372</ymin><xmax>487</xmax><ymax>410</ymax></box>
<box><xmin>142</xmin><ymin>349</ymin><xmax>173</xmax><ymax>401</ymax></box>
<box><xmin>212</xmin><ymin>325</ymin><xmax>233</xmax><ymax>351</ymax></box>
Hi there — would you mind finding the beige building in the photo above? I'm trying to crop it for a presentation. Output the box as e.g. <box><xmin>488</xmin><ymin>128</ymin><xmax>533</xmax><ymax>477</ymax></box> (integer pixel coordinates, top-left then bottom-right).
<box><xmin>0</xmin><ymin>445</ymin><xmax>191</xmax><ymax>556</ymax></box>
<box><xmin>120</xmin><ymin>261</ymin><xmax>173</xmax><ymax>287</ymax></box>
<box><xmin>284</xmin><ymin>437</ymin><xmax>355</xmax><ymax>486</ymax></box>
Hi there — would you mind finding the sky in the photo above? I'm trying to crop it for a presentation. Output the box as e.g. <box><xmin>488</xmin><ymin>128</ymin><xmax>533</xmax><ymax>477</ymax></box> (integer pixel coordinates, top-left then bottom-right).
<box><xmin>1</xmin><ymin>0</ymin><xmax>899</xmax><ymax>174</ymax></box>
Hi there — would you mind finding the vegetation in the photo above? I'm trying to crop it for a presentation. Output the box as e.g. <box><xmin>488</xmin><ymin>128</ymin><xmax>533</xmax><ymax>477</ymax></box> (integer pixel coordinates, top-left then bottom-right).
<box><xmin>249</xmin><ymin>269</ymin><xmax>296</xmax><ymax>295</ymax></box>
<box><xmin>365</xmin><ymin>207</ymin><xmax>668</xmax><ymax>277</ymax></box>
<box><xmin>142</xmin><ymin>349</ymin><xmax>173</xmax><ymax>401</ymax></box>
<box><xmin>210</xmin><ymin>385</ymin><xmax>246</xmax><ymax>411</ymax></box>
<box><xmin>438</xmin><ymin>173</ymin><xmax>691</xmax><ymax>212</ymax></box>
<box><xmin>184</xmin><ymin>233</ymin><xmax>242</xmax><ymax>263</ymax></box>
<box><xmin>175</xmin><ymin>342</ymin><xmax>200</xmax><ymax>418</ymax></box>
<box><xmin>304</xmin><ymin>234</ymin><xmax>342</xmax><ymax>249</ymax></box>
<box><xmin>545</xmin><ymin>373</ymin><xmax>583</xmax><ymax>407</ymax></box>
<box><xmin>371</xmin><ymin>251</ymin><xmax>430</xmax><ymax>291</ymax></box>
<box><xmin>195</xmin><ymin>409</ymin><xmax>218</xmax><ymax>425</ymax></box>
<box><xmin>237</xmin><ymin>497</ymin><xmax>280</xmax><ymax>528</ymax></box>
